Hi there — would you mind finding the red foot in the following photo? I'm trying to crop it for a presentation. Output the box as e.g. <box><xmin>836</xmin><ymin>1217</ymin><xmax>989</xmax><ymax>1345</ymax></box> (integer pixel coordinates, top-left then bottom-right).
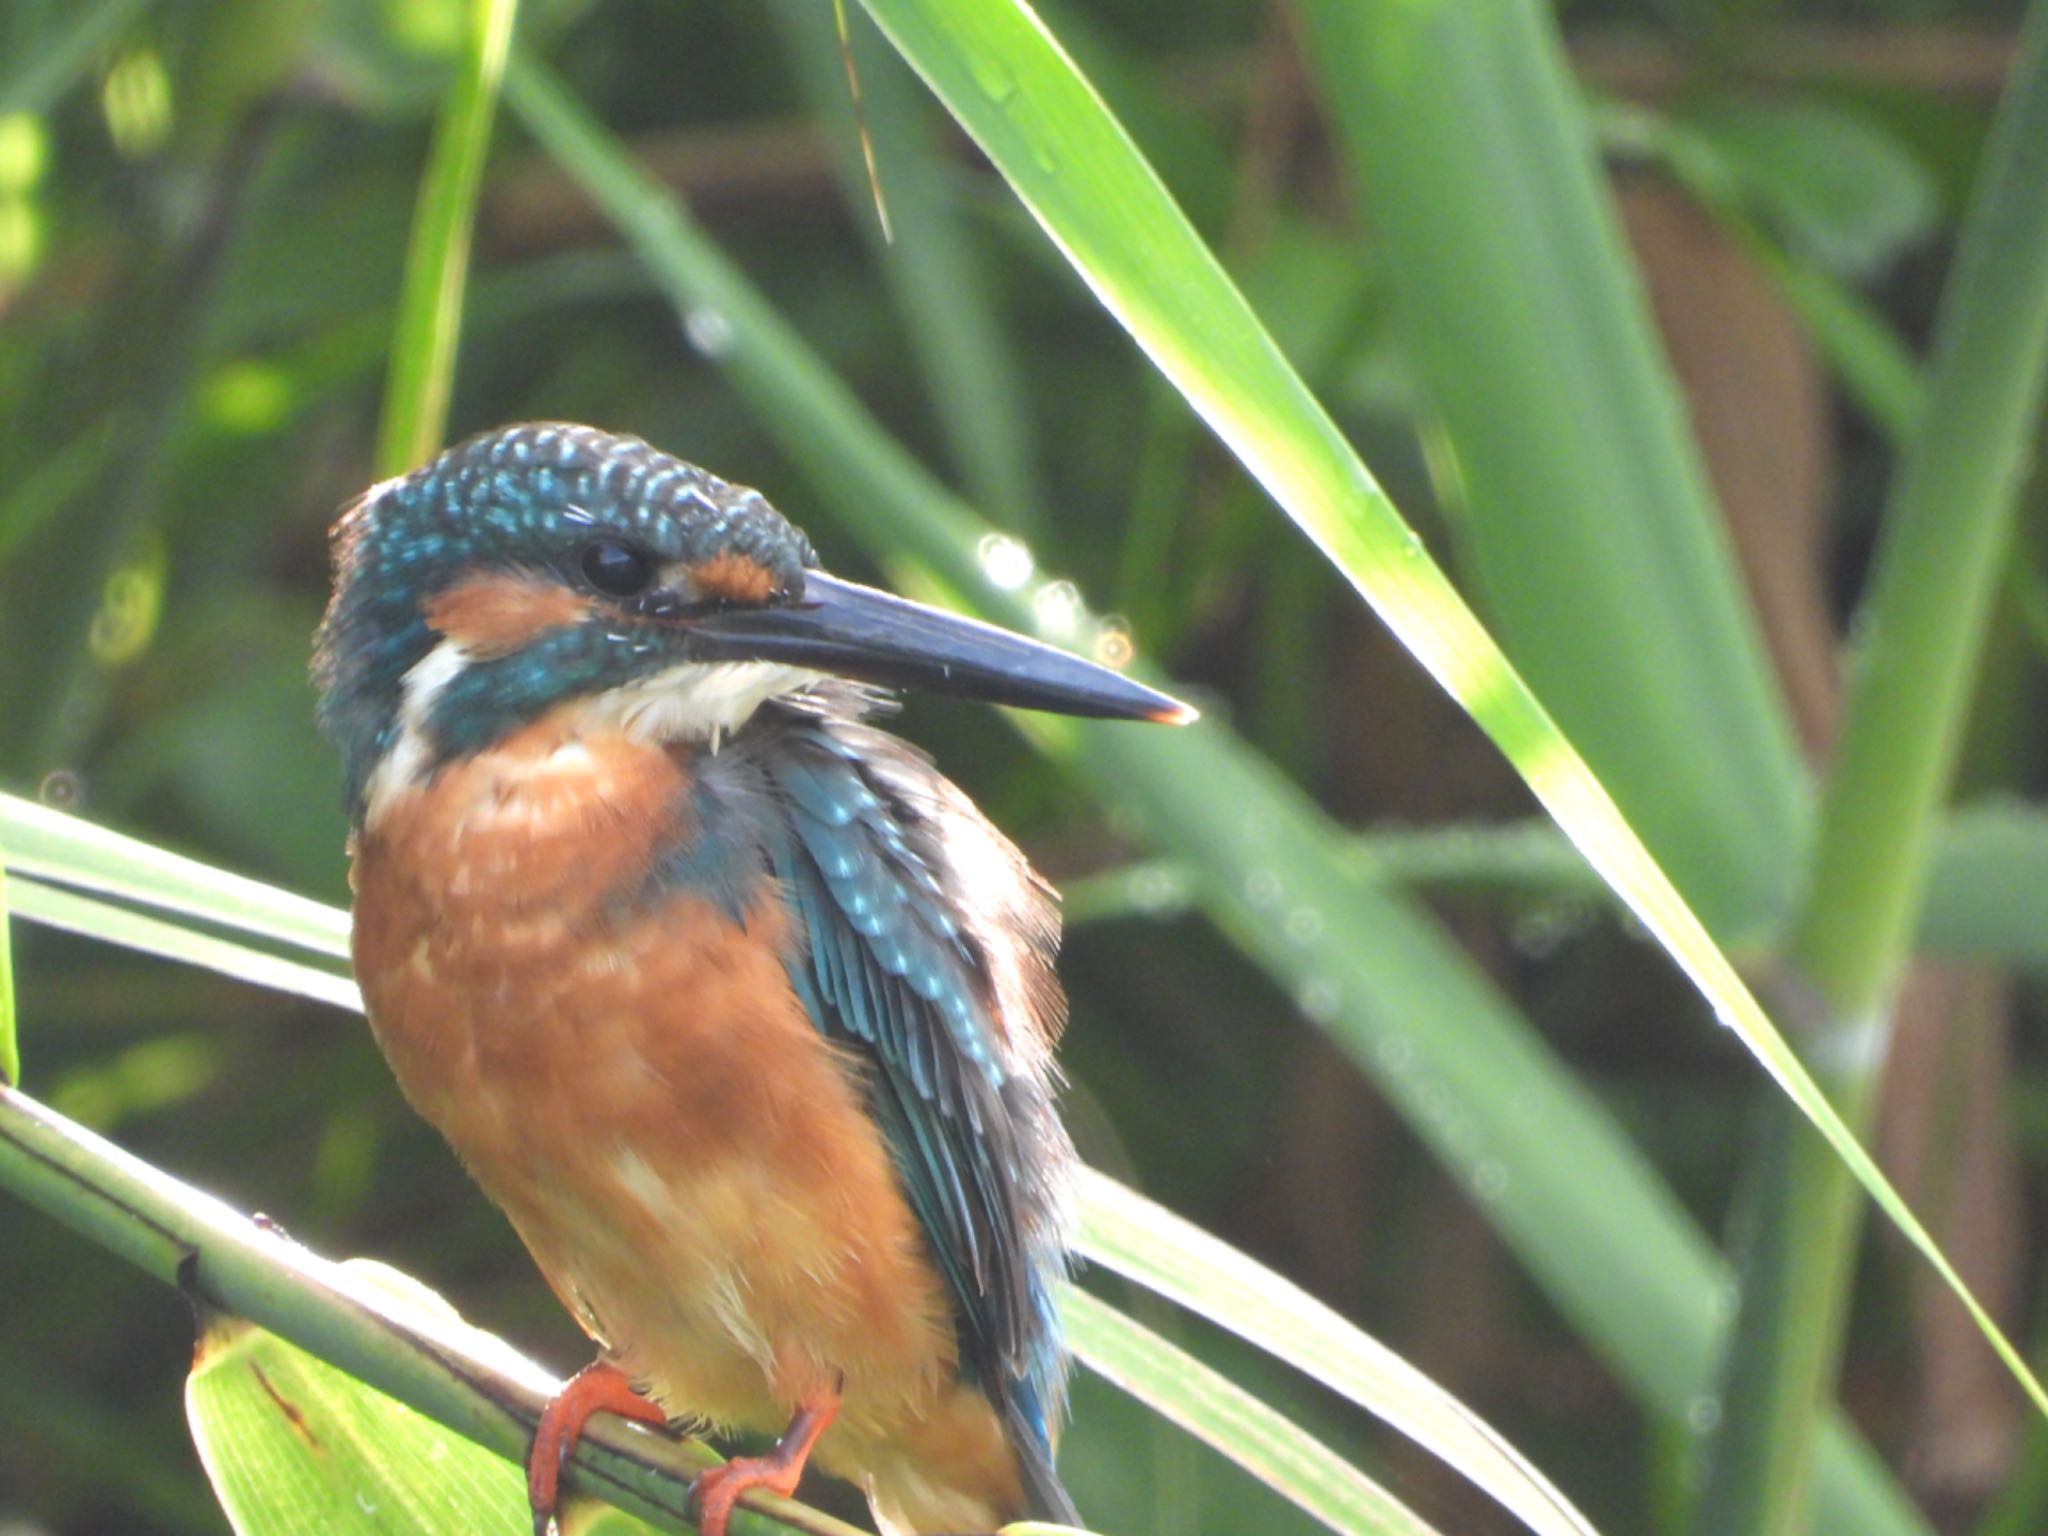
<box><xmin>528</xmin><ymin>1361</ymin><xmax>670</xmax><ymax>1536</ymax></box>
<box><xmin>692</xmin><ymin>1394</ymin><xmax>840</xmax><ymax>1536</ymax></box>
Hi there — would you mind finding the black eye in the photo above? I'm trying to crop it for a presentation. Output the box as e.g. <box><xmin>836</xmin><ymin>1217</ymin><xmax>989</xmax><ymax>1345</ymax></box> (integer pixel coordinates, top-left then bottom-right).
<box><xmin>580</xmin><ymin>539</ymin><xmax>655</xmax><ymax>597</ymax></box>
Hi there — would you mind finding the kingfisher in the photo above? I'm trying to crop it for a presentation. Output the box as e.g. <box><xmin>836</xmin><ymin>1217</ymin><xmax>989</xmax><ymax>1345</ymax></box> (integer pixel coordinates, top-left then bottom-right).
<box><xmin>313</xmin><ymin>422</ymin><xmax>1190</xmax><ymax>1536</ymax></box>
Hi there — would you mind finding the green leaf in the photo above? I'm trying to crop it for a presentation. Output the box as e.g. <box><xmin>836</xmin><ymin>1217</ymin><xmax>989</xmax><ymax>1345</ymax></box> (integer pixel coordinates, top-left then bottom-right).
<box><xmin>1682</xmin><ymin>98</ymin><xmax>1940</xmax><ymax>278</ymax></box>
<box><xmin>1077</xmin><ymin>1171</ymin><xmax>1596</xmax><ymax>1536</ymax></box>
<box><xmin>0</xmin><ymin>861</ymin><xmax>17</xmax><ymax>1087</ymax></box>
<box><xmin>0</xmin><ymin>789</ymin><xmax>351</xmax><ymax>960</ymax></box>
<box><xmin>1061</xmin><ymin>1288</ymin><xmax>1443</xmax><ymax>1536</ymax></box>
<box><xmin>187</xmin><ymin>1272</ymin><xmax>530</xmax><ymax>1536</ymax></box>
<box><xmin>7</xmin><ymin>875</ymin><xmax>359</xmax><ymax>1013</ymax></box>
<box><xmin>376</xmin><ymin>0</ymin><xmax>518</xmax><ymax>476</ymax></box>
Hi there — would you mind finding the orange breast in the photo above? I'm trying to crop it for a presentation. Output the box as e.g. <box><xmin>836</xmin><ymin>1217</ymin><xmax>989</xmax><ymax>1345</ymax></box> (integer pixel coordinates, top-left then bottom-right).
<box><xmin>348</xmin><ymin>710</ymin><xmax>1025</xmax><ymax>1527</ymax></box>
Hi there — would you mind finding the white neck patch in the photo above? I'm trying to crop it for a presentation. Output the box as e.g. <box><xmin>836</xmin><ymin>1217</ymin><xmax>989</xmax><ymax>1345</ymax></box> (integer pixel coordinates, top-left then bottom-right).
<box><xmin>360</xmin><ymin>643</ymin><xmax>817</xmax><ymax>829</ymax></box>
<box><xmin>362</xmin><ymin>638</ymin><xmax>471</xmax><ymax>829</ymax></box>
<box><xmin>562</xmin><ymin>659</ymin><xmax>820</xmax><ymax>751</ymax></box>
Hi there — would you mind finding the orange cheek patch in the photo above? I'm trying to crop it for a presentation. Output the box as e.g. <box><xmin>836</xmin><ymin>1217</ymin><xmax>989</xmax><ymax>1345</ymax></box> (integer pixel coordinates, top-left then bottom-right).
<box><xmin>692</xmin><ymin>553</ymin><xmax>778</xmax><ymax>605</ymax></box>
<box><xmin>425</xmin><ymin>574</ymin><xmax>592</xmax><ymax>659</ymax></box>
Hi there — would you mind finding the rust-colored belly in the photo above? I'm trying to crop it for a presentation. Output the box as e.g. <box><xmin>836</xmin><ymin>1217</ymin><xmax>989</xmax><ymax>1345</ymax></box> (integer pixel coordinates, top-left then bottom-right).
<box><xmin>347</xmin><ymin>714</ymin><xmax>1022</xmax><ymax>1528</ymax></box>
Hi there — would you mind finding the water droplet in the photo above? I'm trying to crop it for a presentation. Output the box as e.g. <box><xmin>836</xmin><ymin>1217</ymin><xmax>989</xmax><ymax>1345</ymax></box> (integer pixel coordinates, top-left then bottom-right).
<box><xmin>1509</xmin><ymin>900</ymin><xmax>1591</xmax><ymax>959</ymax></box>
<box><xmin>1713</xmin><ymin>1275</ymin><xmax>1740</xmax><ymax>1320</ymax></box>
<box><xmin>1129</xmin><ymin>865</ymin><xmax>1185</xmax><ymax>913</ymax></box>
<box><xmin>1031</xmin><ymin>579</ymin><xmax>1082</xmax><ymax>637</ymax></box>
<box><xmin>966</xmin><ymin>50</ymin><xmax>1018</xmax><ymax>104</ymax></box>
<box><xmin>38</xmin><ymin>768</ymin><xmax>83</xmax><ymax>808</ymax></box>
<box><xmin>1284</xmin><ymin>906</ymin><xmax>1324</xmax><ymax>944</ymax></box>
<box><xmin>1375</xmin><ymin>1034</ymin><xmax>1414</xmax><ymax>1073</ymax></box>
<box><xmin>1093</xmin><ymin>616</ymin><xmax>1133</xmax><ymax>669</ymax></box>
<box><xmin>1242</xmin><ymin>869</ymin><xmax>1281</xmax><ymax>909</ymax></box>
<box><xmin>1294</xmin><ymin>975</ymin><xmax>1342</xmax><ymax>1023</ymax></box>
<box><xmin>1686</xmin><ymin>1396</ymin><xmax>1722</xmax><ymax>1433</ymax></box>
<box><xmin>1471</xmin><ymin>1160</ymin><xmax>1509</xmax><ymax>1202</ymax></box>
<box><xmin>684</xmin><ymin>306</ymin><xmax>735</xmax><ymax>358</ymax></box>
<box><xmin>977</xmin><ymin>533</ymin><xmax>1035</xmax><ymax>591</ymax></box>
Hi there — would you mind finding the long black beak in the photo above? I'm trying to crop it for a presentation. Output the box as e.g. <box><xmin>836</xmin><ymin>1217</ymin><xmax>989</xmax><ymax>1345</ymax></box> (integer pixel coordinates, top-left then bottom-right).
<box><xmin>690</xmin><ymin>570</ymin><xmax>1196</xmax><ymax>723</ymax></box>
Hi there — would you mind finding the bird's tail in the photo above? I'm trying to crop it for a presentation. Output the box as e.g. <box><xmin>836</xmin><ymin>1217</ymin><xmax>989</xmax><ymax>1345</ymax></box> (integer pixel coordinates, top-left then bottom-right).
<box><xmin>860</xmin><ymin>1389</ymin><xmax>1079</xmax><ymax>1535</ymax></box>
<box><xmin>1007</xmin><ymin>1401</ymin><xmax>1080</xmax><ymax>1526</ymax></box>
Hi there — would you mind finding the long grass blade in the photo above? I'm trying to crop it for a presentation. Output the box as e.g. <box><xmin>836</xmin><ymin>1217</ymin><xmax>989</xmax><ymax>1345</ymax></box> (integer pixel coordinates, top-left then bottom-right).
<box><xmin>1077</xmin><ymin>1171</ymin><xmax>1597</xmax><ymax>1536</ymax></box>
<box><xmin>1294</xmin><ymin>0</ymin><xmax>1806</xmax><ymax>938</ymax></box>
<box><xmin>0</xmin><ymin>790</ymin><xmax>351</xmax><ymax>960</ymax></box>
<box><xmin>7</xmin><ymin>876</ymin><xmax>359</xmax><ymax>1014</ymax></box>
<box><xmin>1061</xmin><ymin>1288</ymin><xmax>1442</xmax><ymax>1536</ymax></box>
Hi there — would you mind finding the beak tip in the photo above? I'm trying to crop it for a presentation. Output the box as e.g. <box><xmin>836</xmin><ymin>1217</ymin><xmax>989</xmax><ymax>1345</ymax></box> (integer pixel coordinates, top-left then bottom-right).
<box><xmin>1150</xmin><ymin>699</ymin><xmax>1200</xmax><ymax>726</ymax></box>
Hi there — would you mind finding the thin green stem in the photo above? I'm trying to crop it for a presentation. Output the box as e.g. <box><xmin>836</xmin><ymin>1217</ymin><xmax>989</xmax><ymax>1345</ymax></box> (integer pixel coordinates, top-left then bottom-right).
<box><xmin>375</xmin><ymin>0</ymin><xmax>518</xmax><ymax>478</ymax></box>
<box><xmin>1697</xmin><ymin>6</ymin><xmax>2048</xmax><ymax>1532</ymax></box>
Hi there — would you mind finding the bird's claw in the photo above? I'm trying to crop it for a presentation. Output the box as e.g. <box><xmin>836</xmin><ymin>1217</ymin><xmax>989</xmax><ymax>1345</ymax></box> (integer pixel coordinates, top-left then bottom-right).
<box><xmin>527</xmin><ymin>1361</ymin><xmax>669</xmax><ymax>1536</ymax></box>
<box><xmin>689</xmin><ymin>1454</ymin><xmax>798</xmax><ymax>1536</ymax></box>
<box><xmin>687</xmin><ymin>1393</ymin><xmax>839</xmax><ymax>1536</ymax></box>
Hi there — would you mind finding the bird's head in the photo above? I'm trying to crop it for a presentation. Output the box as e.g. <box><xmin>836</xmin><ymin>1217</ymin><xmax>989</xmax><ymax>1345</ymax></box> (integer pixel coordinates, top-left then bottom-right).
<box><xmin>315</xmin><ymin>422</ymin><xmax>1190</xmax><ymax>826</ymax></box>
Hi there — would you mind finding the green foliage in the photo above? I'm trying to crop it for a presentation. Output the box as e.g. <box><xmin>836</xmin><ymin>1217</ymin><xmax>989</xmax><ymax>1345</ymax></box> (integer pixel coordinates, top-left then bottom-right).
<box><xmin>0</xmin><ymin>864</ymin><xmax>16</xmax><ymax>1086</ymax></box>
<box><xmin>187</xmin><ymin>1271</ymin><xmax>532</xmax><ymax>1536</ymax></box>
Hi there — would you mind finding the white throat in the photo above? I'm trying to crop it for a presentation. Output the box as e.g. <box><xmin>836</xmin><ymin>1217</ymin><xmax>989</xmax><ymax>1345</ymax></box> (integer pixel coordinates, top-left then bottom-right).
<box><xmin>566</xmin><ymin>659</ymin><xmax>820</xmax><ymax>750</ymax></box>
<box><xmin>360</xmin><ymin>640</ymin><xmax>818</xmax><ymax>829</ymax></box>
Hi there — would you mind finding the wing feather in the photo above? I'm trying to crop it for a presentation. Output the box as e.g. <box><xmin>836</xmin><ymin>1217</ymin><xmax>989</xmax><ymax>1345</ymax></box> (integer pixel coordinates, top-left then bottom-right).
<box><xmin>745</xmin><ymin>692</ymin><xmax>1074</xmax><ymax>1471</ymax></box>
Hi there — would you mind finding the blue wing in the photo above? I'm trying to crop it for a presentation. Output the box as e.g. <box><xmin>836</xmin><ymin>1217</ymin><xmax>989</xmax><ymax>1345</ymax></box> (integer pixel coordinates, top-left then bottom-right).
<box><xmin>742</xmin><ymin>690</ymin><xmax>1075</xmax><ymax>1513</ymax></box>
